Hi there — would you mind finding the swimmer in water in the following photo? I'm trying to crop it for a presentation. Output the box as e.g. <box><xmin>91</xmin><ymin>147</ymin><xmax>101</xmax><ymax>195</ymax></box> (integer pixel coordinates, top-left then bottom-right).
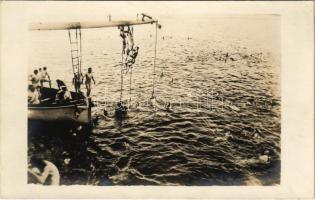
<box><xmin>259</xmin><ymin>150</ymin><xmax>271</xmax><ymax>163</ymax></box>
<box><xmin>103</xmin><ymin>109</ymin><xmax>108</xmax><ymax>117</ymax></box>
<box><xmin>40</xmin><ymin>67</ymin><xmax>51</xmax><ymax>88</ymax></box>
<box><xmin>224</xmin><ymin>53</ymin><xmax>229</xmax><ymax>63</ymax></box>
<box><xmin>149</xmin><ymin>97</ymin><xmax>173</xmax><ymax>112</ymax></box>
<box><xmin>253</xmin><ymin>131</ymin><xmax>261</xmax><ymax>139</ymax></box>
<box><xmin>28</xmin><ymin>156</ymin><xmax>60</xmax><ymax>185</ymax></box>
<box><xmin>165</xmin><ymin>102</ymin><xmax>172</xmax><ymax>111</ymax></box>
<box><xmin>115</xmin><ymin>102</ymin><xmax>128</xmax><ymax>118</ymax></box>
<box><xmin>225</xmin><ymin>131</ymin><xmax>232</xmax><ymax>139</ymax></box>
<box><xmin>238</xmin><ymin>150</ymin><xmax>271</xmax><ymax>166</ymax></box>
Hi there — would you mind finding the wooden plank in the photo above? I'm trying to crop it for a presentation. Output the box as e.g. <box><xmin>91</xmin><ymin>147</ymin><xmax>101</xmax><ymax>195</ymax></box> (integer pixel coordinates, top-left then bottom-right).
<box><xmin>29</xmin><ymin>19</ymin><xmax>157</xmax><ymax>31</ymax></box>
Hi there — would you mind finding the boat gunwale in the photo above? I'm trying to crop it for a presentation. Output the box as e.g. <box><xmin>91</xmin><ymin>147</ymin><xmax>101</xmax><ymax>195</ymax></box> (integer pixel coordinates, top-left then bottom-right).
<box><xmin>28</xmin><ymin>103</ymin><xmax>86</xmax><ymax>109</ymax></box>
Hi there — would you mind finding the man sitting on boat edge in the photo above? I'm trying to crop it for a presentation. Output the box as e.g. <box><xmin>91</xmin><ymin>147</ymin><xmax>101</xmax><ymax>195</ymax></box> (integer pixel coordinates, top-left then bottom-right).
<box><xmin>55</xmin><ymin>85</ymin><xmax>72</xmax><ymax>104</ymax></box>
<box><xmin>28</xmin><ymin>85</ymin><xmax>40</xmax><ymax>104</ymax></box>
<box><xmin>29</xmin><ymin>69</ymin><xmax>41</xmax><ymax>92</ymax></box>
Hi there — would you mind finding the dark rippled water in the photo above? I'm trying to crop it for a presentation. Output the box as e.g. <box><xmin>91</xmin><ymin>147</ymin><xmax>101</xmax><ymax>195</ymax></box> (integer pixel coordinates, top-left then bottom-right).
<box><xmin>28</xmin><ymin>16</ymin><xmax>280</xmax><ymax>186</ymax></box>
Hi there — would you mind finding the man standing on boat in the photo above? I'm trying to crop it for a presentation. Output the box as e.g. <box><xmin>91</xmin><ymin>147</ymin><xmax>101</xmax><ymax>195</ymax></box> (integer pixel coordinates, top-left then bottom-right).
<box><xmin>83</xmin><ymin>67</ymin><xmax>96</xmax><ymax>98</ymax></box>
<box><xmin>40</xmin><ymin>67</ymin><xmax>51</xmax><ymax>88</ymax></box>
<box><xmin>29</xmin><ymin>70</ymin><xmax>40</xmax><ymax>88</ymax></box>
<box><xmin>72</xmin><ymin>72</ymin><xmax>83</xmax><ymax>93</ymax></box>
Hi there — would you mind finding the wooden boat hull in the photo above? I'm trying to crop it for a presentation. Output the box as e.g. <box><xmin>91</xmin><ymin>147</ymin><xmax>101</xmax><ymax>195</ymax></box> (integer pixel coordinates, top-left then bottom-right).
<box><xmin>28</xmin><ymin>104</ymin><xmax>91</xmax><ymax>124</ymax></box>
<box><xmin>28</xmin><ymin>87</ymin><xmax>91</xmax><ymax>125</ymax></box>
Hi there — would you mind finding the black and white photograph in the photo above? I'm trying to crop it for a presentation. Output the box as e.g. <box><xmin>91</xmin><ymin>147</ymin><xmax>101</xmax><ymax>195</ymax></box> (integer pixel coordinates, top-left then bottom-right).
<box><xmin>1</xmin><ymin>1</ymin><xmax>314</xmax><ymax>198</ymax></box>
<box><xmin>27</xmin><ymin>3</ymin><xmax>281</xmax><ymax>186</ymax></box>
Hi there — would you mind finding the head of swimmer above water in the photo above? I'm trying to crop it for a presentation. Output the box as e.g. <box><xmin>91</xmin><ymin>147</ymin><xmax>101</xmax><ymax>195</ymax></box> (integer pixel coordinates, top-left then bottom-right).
<box><xmin>30</xmin><ymin>156</ymin><xmax>46</xmax><ymax>172</ymax></box>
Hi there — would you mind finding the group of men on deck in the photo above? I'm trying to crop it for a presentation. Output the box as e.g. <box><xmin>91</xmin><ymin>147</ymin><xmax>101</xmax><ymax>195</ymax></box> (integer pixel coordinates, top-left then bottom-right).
<box><xmin>29</xmin><ymin>67</ymin><xmax>51</xmax><ymax>89</ymax></box>
<box><xmin>28</xmin><ymin>67</ymin><xmax>51</xmax><ymax>104</ymax></box>
<box><xmin>28</xmin><ymin>66</ymin><xmax>96</xmax><ymax>105</ymax></box>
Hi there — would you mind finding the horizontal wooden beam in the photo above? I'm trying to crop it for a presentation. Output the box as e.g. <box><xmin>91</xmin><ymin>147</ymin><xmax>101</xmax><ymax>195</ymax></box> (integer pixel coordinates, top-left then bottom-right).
<box><xmin>29</xmin><ymin>19</ymin><xmax>157</xmax><ymax>31</ymax></box>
